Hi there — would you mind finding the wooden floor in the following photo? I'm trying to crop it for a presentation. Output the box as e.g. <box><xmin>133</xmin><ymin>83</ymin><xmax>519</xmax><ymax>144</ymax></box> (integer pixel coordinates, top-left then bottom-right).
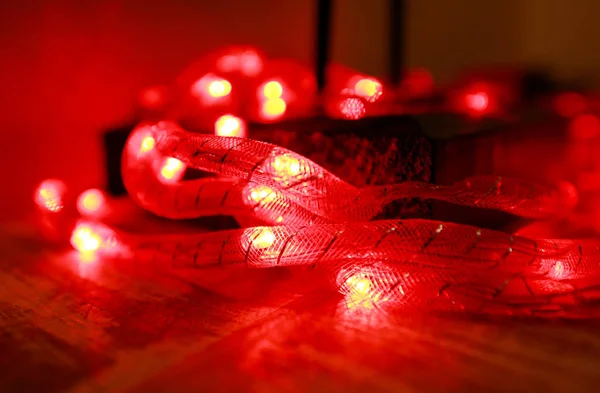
<box><xmin>1</xmin><ymin>223</ymin><xmax>600</xmax><ymax>393</ymax></box>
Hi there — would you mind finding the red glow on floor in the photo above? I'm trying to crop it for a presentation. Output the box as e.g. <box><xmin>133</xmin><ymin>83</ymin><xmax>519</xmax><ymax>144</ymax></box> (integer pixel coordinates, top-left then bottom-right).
<box><xmin>215</xmin><ymin>114</ymin><xmax>246</xmax><ymax>137</ymax></box>
<box><xmin>77</xmin><ymin>188</ymin><xmax>106</xmax><ymax>216</ymax></box>
<box><xmin>339</xmin><ymin>98</ymin><xmax>366</xmax><ymax>120</ymax></box>
<box><xmin>554</xmin><ymin>92</ymin><xmax>587</xmax><ymax>118</ymax></box>
<box><xmin>35</xmin><ymin>179</ymin><xmax>67</xmax><ymax>213</ymax></box>
<box><xmin>160</xmin><ymin>157</ymin><xmax>186</xmax><ymax>182</ymax></box>
<box><xmin>568</xmin><ymin>114</ymin><xmax>600</xmax><ymax>140</ymax></box>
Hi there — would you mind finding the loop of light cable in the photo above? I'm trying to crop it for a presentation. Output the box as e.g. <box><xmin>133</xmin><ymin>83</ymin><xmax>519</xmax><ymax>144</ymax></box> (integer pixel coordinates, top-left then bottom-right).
<box><xmin>87</xmin><ymin>120</ymin><xmax>600</xmax><ymax>318</ymax></box>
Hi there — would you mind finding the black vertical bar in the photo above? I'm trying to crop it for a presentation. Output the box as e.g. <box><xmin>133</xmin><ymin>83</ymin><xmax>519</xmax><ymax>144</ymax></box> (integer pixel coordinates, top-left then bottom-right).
<box><xmin>316</xmin><ymin>0</ymin><xmax>333</xmax><ymax>92</ymax></box>
<box><xmin>389</xmin><ymin>0</ymin><xmax>405</xmax><ymax>85</ymax></box>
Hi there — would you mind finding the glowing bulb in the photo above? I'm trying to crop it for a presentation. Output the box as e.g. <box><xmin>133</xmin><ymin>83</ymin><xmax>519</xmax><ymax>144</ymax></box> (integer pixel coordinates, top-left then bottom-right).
<box><xmin>191</xmin><ymin>74</ymin><xmax>231</xmax><ymax>100</ymax></box>
<box><xmin>34</xmin><ymin>179</ymin><xmax>66</xmax><ymax>213</ymax></box>
<box><xmin>252</xmin><ymin>228</ymin><xmax>275</xmax><ymax>249</ymax></box>
<box><xmin>271</xmin><ymin>154</ymin><xmax>301</xmax><ymax>179</ymax></box>
<box><xmin>349</xmin><ymin>276</ymin><xmax>372</xmax><ymax>295</ymax></box>
<box><xmin>465</xmin><ymin>91</ymin><xmax>489</xmax><ymax>113</ymax></box>
<box><xmin>207</xmin><ymin>79</ymin><xmax>232</xmax><ymax>98</ymax></box>
<box><xmin>77</xmin><ymin>188</ymin><xmax>106</xmax><ymax>216</ymax></box>
<box><xmin>215</xmin><ymin>114</ymin><xmax>246</xmax><ymax>137</ymax></box>
<box><xmin>339</xmin><ymin>98</ymin><xmax>366</xmax><ymax>120</ymax></box>
<box><xmin>160</xmin><ymin>157</ymin><xmax>186</xmax><ymax>182</ymax></box>
<box><xmin>261</xmin><ymin>98</ymin><xmax>286</xmax><ymax>120</ymax></box>
<box><xmin>245</xmin><ymin>185</ymin><xmax>277</xmax><ymax>205</ymax></box>
<box><xmin>217</xmin><ymin>54</ymin><xmax>238</xmax><ymax>72</ymax></box>
<box><xmin>262</xmin><ymin>81</ymin><xmax>283</xmax><ymax>99</ymax></box>
<box><xmin>139</xmin><ymin>85</ymin><xmax>166</xmax><ymax>109</ymax></box>
<box><xmin>140</xmin><ymin>136</ymin><xmax>155</xmax><ymax>154</ymax></box>
<box><xmin>240</xmin><ymin>51</ymin><xmax>263</xmax><ymax>76</ymax></box>
<box><xmin>354</xmin><ymin>78</ymin><xmax>382</xmax><ymax>102</ymax></box>
<box><xmin>70</xmin><ymin>223</ymin><xmax>102</xmax><ymax>253</ymax></box>
<box><xmin>550</xmin><ymin>261</ymin><xmax>566</xmax><ymax>279</ymax></box>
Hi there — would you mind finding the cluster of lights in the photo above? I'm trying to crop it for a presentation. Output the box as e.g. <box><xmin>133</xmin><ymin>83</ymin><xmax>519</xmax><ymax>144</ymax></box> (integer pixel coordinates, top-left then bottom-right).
<box><xmin>34</xmin><ymin>46</ymin><xmax>600</xmax><ymax>313</ymax></box>
<box><xmin>259</xmin><ymin>80</ymin><xmax>287</xmax><ymax>121</ymax></box>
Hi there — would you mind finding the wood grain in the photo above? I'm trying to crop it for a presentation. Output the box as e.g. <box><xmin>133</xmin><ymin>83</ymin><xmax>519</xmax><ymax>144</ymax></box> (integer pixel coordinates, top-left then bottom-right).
<box><xmin>1</xmin><ymin>224</ymin><xmax>599</xmax><ymax>393</ymax></box>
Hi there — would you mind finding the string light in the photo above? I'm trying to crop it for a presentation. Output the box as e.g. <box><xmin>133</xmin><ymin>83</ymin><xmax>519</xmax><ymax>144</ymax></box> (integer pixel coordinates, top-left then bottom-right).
<box><xmin>160</xmin><ymin>157</ymin><xmax>186</xmax><ymax>182</ymax></box>
<box><xmin>191</xmin><ymin>74</ymin><xmax>232</xmax><ymax>101</ymax></box>
<box><xmin>270</xmin><ymin>153</ymin><xmax>301</xmax><ymax>180</ymax></box>
<box><xmin>262</xmin><ymin>80</ymin><xmax>283</xmax><ymax>99</ymax></box>
<box><xmin>239</xmin><ymin>50</ymin><xmax>263</xmax><ymax>76</ymax></box>
<box><xmin>244</xmin><ymin>185</ymin><xmax>277</xmax><ymax>205</ymax></box>
<box><xmin>70</xmin><ymin>222</ymin><xmax>102</xmax><ymax>253</ymax></box>
<box><xmin>34</xmin><ymin>48</ymin><xmax>600</xmax><ymax>318</ymax></box>
<box><xmin>339</xmin><ymin>97</ymin><xmax>366</xmax><ymax>120</ymax></box>
<box><xmin>215</xmin><ymin>114</ymin><xmax>246</xmax><ymax>137</ymax></box>
<box><xmin>353</xmin><ymin>78</ymin><xmax>383</xmax><ymax>102</ymax></box>
<box><xmin>251</xmin><ymin>227</ymin><xmax>276</xmax><ymax>249</ymax></box>
<box><xmin>261</xmin><ymin>97</ymin><xmax>287</xmax><ymax>120</ymax></box>
<box><xmin>465</xmin><ymin>91</ymin><xmax>489</xmax><ymax>114</ymax></box>
<box><xmin>35</xmin><ymin>179</ymin><xmax>67</xmax><ymax>213</ymax></box>
<box><xmin>77</xmin><ymin>188</ymin><xmax>106</xmax><ymax>217</ymax></box>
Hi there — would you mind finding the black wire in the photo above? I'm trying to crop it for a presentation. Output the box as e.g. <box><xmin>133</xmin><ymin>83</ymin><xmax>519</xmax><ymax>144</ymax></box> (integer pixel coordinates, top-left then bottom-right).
<box><xmin>389</xmin><ymin>0</ymin><xmax>405</xmax><ymax>85</ymax></box>
<box><xmin>316</xmin><ymin>0</ymin><xmax>333</xmax><ymax>92</ymax></box>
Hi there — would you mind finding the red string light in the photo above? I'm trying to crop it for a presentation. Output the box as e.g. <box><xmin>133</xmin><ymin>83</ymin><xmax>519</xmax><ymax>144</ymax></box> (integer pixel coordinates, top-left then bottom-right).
<box><xmin>39</xmin><ymin>119</ymin><xmax>598</xmax><ymax>318</ymax></box>
<box><xmin>35</xmin><ymin>179</ymin><xmax>67</xmax><ymax>213</ymax></box>
<box><xmin>34</xmin><ymin>47</ymin><xmax>600</xmax><ymax>318</ymax></box>
<box><xmin>77</xmin><ymin>188</ymin><xmax>107</xmax><ymax>217</ymax></box>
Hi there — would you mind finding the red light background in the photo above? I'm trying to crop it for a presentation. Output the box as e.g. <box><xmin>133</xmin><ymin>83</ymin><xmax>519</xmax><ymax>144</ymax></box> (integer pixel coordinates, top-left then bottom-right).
<box><xmin>3</xmin><ymin>1</ymin><xmax>600</xmax><ymax>221</ymax></box>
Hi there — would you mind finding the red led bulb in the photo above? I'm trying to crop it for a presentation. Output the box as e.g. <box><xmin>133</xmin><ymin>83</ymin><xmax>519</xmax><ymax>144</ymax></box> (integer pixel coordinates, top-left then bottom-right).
<box><xmin>35</xmin><ymin>179</ymin><xmax>67</xmax><ymax>213</ymax></box>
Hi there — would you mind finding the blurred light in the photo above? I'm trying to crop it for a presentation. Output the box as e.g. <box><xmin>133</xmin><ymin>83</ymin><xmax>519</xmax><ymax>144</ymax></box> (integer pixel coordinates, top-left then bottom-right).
<box><xmin>252</xmin><ymin>228</ymin><xmax>275</xmax><ymax>249</ymax></box>
<box><xmin>339</xmin><ymin>98</ymin><xmax>366</xmax><ymax>120</ymax></box>
<box><xmin>77</xmin><ymin>188</ymin><xmax>106</xmax><ymax>216</ymax></box>
<box><xmin>208</xmin><ymin>79</ymin><xmax>232</xmax><ymax>98</ymax></box>
<box><xmin>354</xmin><ymin>78</ymin><xmax>382</xmax><ymax>102</ymax></box>
<box><xmin>261</xmin><ymin>98</ymin><xmax>287</xmax><ymax>120</ymax></box>
<box><xmin>465</xmin><ymin>91</ymin><xmax>489</xmax><ymax>113</ymax></box>
<box><xmin>554</xmin><ymin>92</ymin><xmax>587</xmax><ymax>118</ymax></box>
<box><xmin>240</xmin><ymin>51</ymin><xmax>263</xmax><ymax>76</ymax></box>
<box><xmin>217</xmin><ymin>55</ymin><xmax>238</xmax><ymax>73</ymax></box>
<box><xmin>550</xmin><ymin>261</ymin><xmax>566</xmax><ymax>279</ymax></box>
<box><xmin>271</xmin><ymin>154</ymin><xmax>301</xmax><ymax>179</ymax></box>
<box><xmin>191</xmin><ymin>74</ymin><xmax>231</xmax><ymax>99</ymax></box>
<box><xmin>35</xmin><ymin>179</ymin><xmax>67</xmax><ymax>213</ymax></box>
<box><xmin>140</xmin><ymin>136</ymin><xmax>155</xmax><ymax>155</ymax></box>
<box><xmin>71</xmin><ymin>223</ymin><xmax>102</xmax><ymax>253</ymax></box>
<box><xmin>568</xmin><ymin>114</ymin><xmax>600</xmax><ymax>140</ymax></box>
<box><xmin>139</xmin><ymin>85</ymin><xmax>166</xmax><ymax>110</ymax></box>
<box><xmin>160</xmin><ymin>157</ymin><xmax>186</xmax><ymax>182</ymax></box>
<box><xmin>403</xmin><ymin>68</ymin><xmax>434</xmax><ymax>96</ymax></box>
<box><xmin>215</xmin><ymin>114</ymin><xmax>246</xmax><ymax>137</ymax></box>
<box><xmin>558</xmin><ymin>180</ymin><xmax>579</xmax><ymax>209</ymax></box>
<box><xmin>245</xmin><ymin>185</ymin><xmax>277</xmax><ymax>205</ymax></box>
<box><xmin>262</xmin><ymin>81</ymin><xmax>283</xmax><ymax>99</ymax></box>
